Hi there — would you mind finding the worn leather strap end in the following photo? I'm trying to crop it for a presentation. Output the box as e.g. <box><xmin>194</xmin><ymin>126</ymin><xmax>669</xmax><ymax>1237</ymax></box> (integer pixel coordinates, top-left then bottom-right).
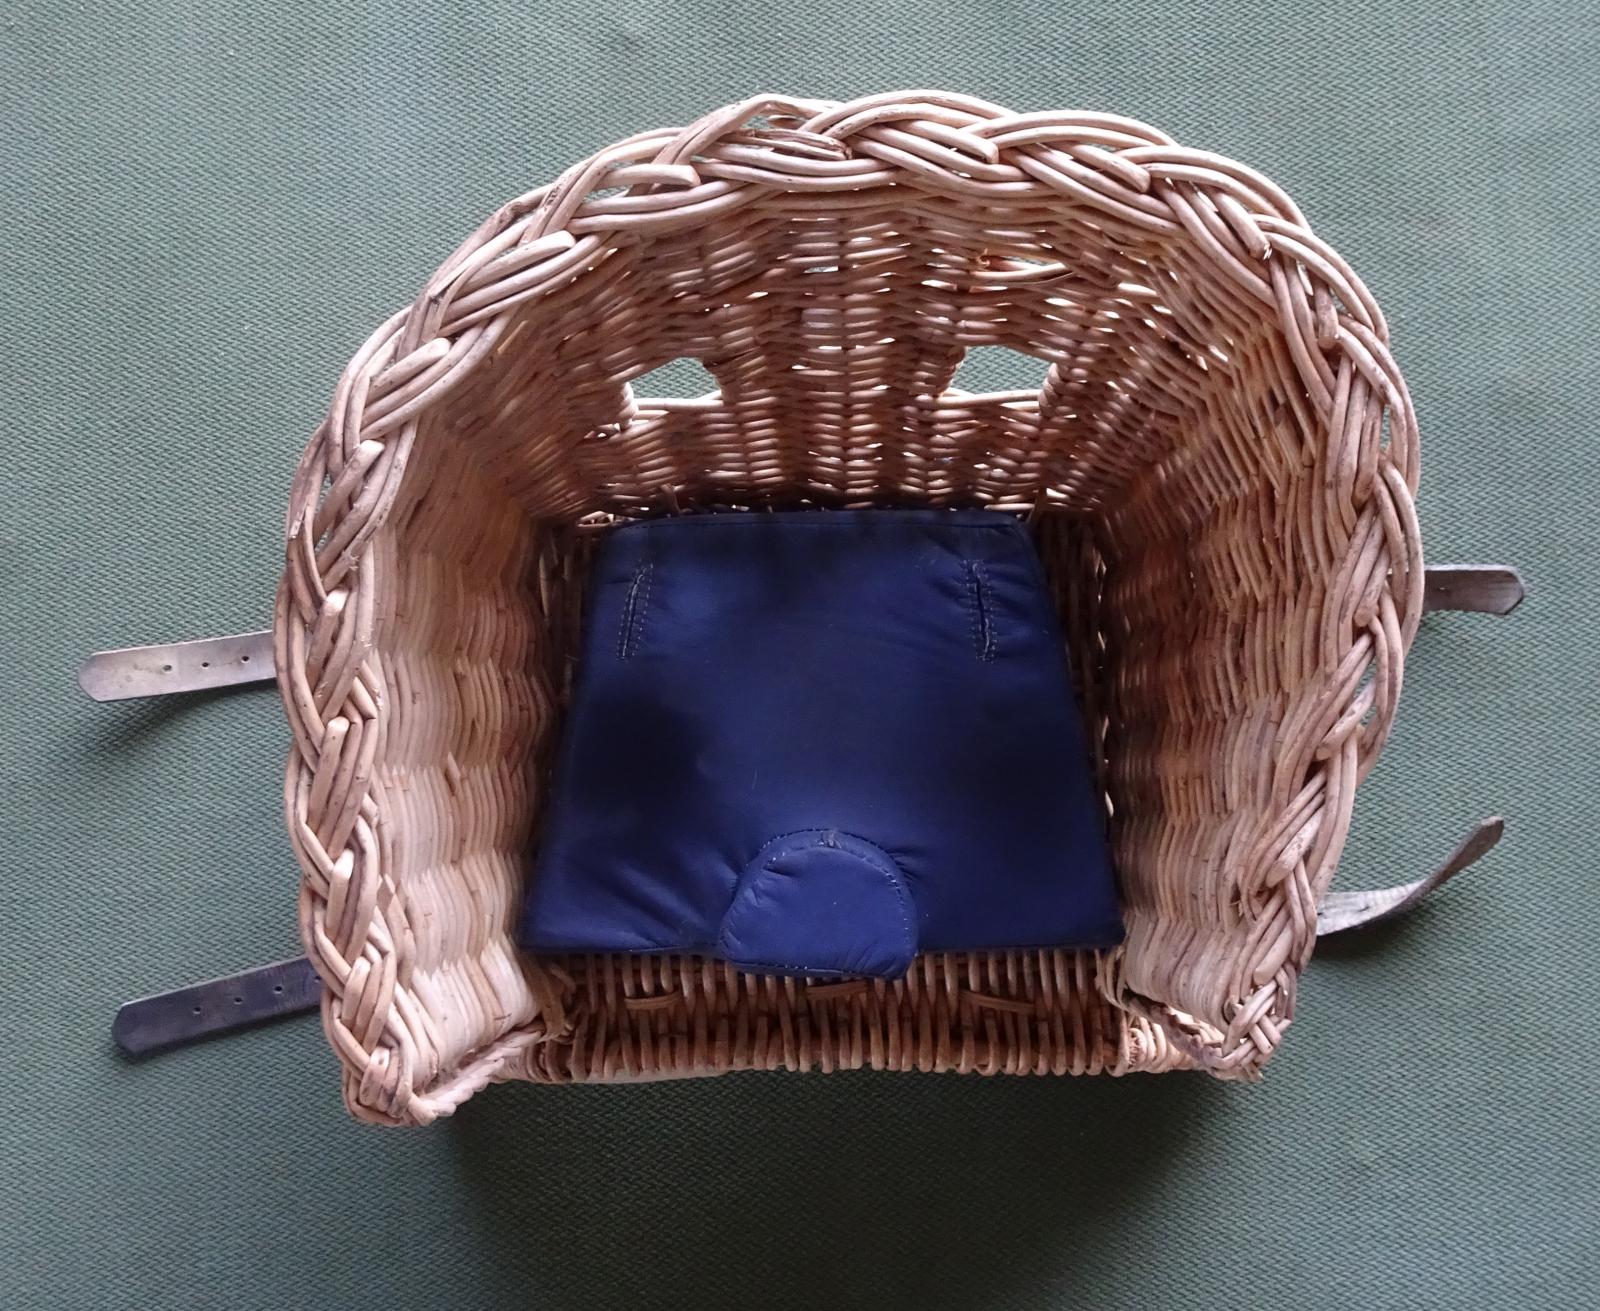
<box><xmin>1316</xmin><ymin>817</ymin><xmax>1504</xmax><ymax>936</ymax></box>
<box><xmin>78</xmin><ymin>630</ymin><xmax>276</xmax><ymax>702</ymax></box>
<box><xmin>113</xmin><ymin>957</ymin><xmax>321</xmax><ymax>1056</ymax></box>
<box><xmin>1423</xmin><ymin>564</ymin><xmax>1526</xmax><ymax>616</ymax></box>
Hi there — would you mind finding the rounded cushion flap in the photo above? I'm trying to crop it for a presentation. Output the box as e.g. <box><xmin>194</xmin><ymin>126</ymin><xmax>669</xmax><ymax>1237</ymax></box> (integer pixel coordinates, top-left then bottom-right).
<box><xmin>717</xmin><ymin>831</ymin><xmax>918</xmax><ymax>978</ymax></box>
<box><xmin>520</xmin><ymin>509</ymin><xmax>1124</xmax><ymax>976</ymax></box>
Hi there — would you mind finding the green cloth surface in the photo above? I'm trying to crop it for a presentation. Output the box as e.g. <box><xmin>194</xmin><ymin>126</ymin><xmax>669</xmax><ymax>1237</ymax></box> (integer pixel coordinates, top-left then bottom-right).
<box><xmin>3</xmin><ymin>2</ymin><xmax>1597</xmax><ymax>1306</ymax></box>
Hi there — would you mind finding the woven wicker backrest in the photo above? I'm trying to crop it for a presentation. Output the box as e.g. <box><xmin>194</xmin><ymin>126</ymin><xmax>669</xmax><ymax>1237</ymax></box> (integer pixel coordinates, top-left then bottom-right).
<box><xmin>278</xmin><ymin>92</ymin><xmax>1420</xmax><ymax>1124</ymax></box>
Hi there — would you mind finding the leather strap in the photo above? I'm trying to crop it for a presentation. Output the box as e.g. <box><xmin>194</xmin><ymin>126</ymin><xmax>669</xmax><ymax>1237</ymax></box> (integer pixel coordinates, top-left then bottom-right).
<box><xmin>79</xmin><ymin>630</ymin><xmax>274</xmax><ymax>702</ymax></box>
<box><xmin>1422</xmin><ymin>564</ymin><xmax>1526</xmax><ymax>616</ymax></box>
<box><xmin>1315</xmin><ymin>817</ymin><xmax>1503</xmax><ymax>935</ymax></box>
<box><xmin>113</xmin><ymin>957</ymin><xmax>321</xmax><ymax>1056</ymax></box>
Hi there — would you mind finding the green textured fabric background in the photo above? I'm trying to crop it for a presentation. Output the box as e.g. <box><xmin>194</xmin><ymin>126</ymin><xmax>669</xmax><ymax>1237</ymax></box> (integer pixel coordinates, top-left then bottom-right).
<box><xmin>4</xmin><ymin>2</ymin><xmax>1597</xmax><ymax>1307</ymax></box>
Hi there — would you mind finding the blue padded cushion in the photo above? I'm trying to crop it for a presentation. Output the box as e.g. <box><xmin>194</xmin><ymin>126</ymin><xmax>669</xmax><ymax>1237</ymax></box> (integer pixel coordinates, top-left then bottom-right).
<box><xmin>519</xmin><ymin>510</ymin><xmax>1123</xmax><ymax>978</ymax></box>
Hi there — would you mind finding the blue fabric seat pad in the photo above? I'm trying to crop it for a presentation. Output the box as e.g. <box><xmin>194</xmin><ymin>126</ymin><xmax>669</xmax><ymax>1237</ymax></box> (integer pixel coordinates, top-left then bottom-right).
<box><xmin>519</xmin><ymin>509</ymin><xmax>1123</xmax><ymax>978</ymax></box>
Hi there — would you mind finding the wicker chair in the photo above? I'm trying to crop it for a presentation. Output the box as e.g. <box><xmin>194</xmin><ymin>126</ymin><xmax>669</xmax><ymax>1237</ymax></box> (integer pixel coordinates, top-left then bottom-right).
<box><xmin>274</xmin><ymin>91</ymin><xmax>1444</xmax><ymax>1125</ymax></box>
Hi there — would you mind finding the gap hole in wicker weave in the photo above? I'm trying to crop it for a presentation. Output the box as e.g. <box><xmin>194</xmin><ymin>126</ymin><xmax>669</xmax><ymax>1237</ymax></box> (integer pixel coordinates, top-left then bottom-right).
<box><xmin>946</xmin><ymin>345</ymin><xmax>1050</xmax><ymax>399</ymax></box>
<box><xmin>630</xmin><ymin>357</ymin><xmax>718</xmax><ymax>401</ymax></box>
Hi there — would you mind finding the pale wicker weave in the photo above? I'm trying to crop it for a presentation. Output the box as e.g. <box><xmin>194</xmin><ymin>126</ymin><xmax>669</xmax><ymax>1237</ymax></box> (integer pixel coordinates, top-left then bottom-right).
<box><xmin>277</xmin><ymin>91</ymin><xmax>1421</xmax><ymax>1125</ymax></box>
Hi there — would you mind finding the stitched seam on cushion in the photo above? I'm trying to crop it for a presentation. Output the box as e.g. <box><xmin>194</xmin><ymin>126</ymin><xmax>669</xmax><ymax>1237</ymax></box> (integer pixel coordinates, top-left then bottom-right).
<box><xmin>716</xmin><ymin>829</ymin><xmax>917</xmax><ymax>972</ymax></box>
<box><xmin>616</xmin><ymin>560</ymin><xmax>652</xmax><ymax>659</ymax></box>
<box><xmin>965</xmin><ymin>560</ymin><xmax>997</xmax><ymax>661</ymax></box>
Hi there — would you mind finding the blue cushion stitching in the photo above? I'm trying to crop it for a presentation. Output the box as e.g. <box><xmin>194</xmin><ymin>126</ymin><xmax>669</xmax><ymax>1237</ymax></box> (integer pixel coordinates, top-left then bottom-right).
<box><xmin>974</xmin><ymin>559</ymin><xmax>996</xmax><ymax>660</ymax></box>
<box><xmin>616</xmin><ymin>559</ymin><xmax>652</xmax><ymax>659</ymax></box>
<box><xmin>964</xmin><ymin>559</ymin><xmax>997</xmax><ymax>662</ymax></box>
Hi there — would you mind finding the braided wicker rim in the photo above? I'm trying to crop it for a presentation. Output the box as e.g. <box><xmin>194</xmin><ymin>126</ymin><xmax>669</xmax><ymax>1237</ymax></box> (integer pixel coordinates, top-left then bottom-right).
<box><xmin>277</xmin><ymin>91</ymin><xmax>1421</xmax><ymax>1125</ymax></box>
